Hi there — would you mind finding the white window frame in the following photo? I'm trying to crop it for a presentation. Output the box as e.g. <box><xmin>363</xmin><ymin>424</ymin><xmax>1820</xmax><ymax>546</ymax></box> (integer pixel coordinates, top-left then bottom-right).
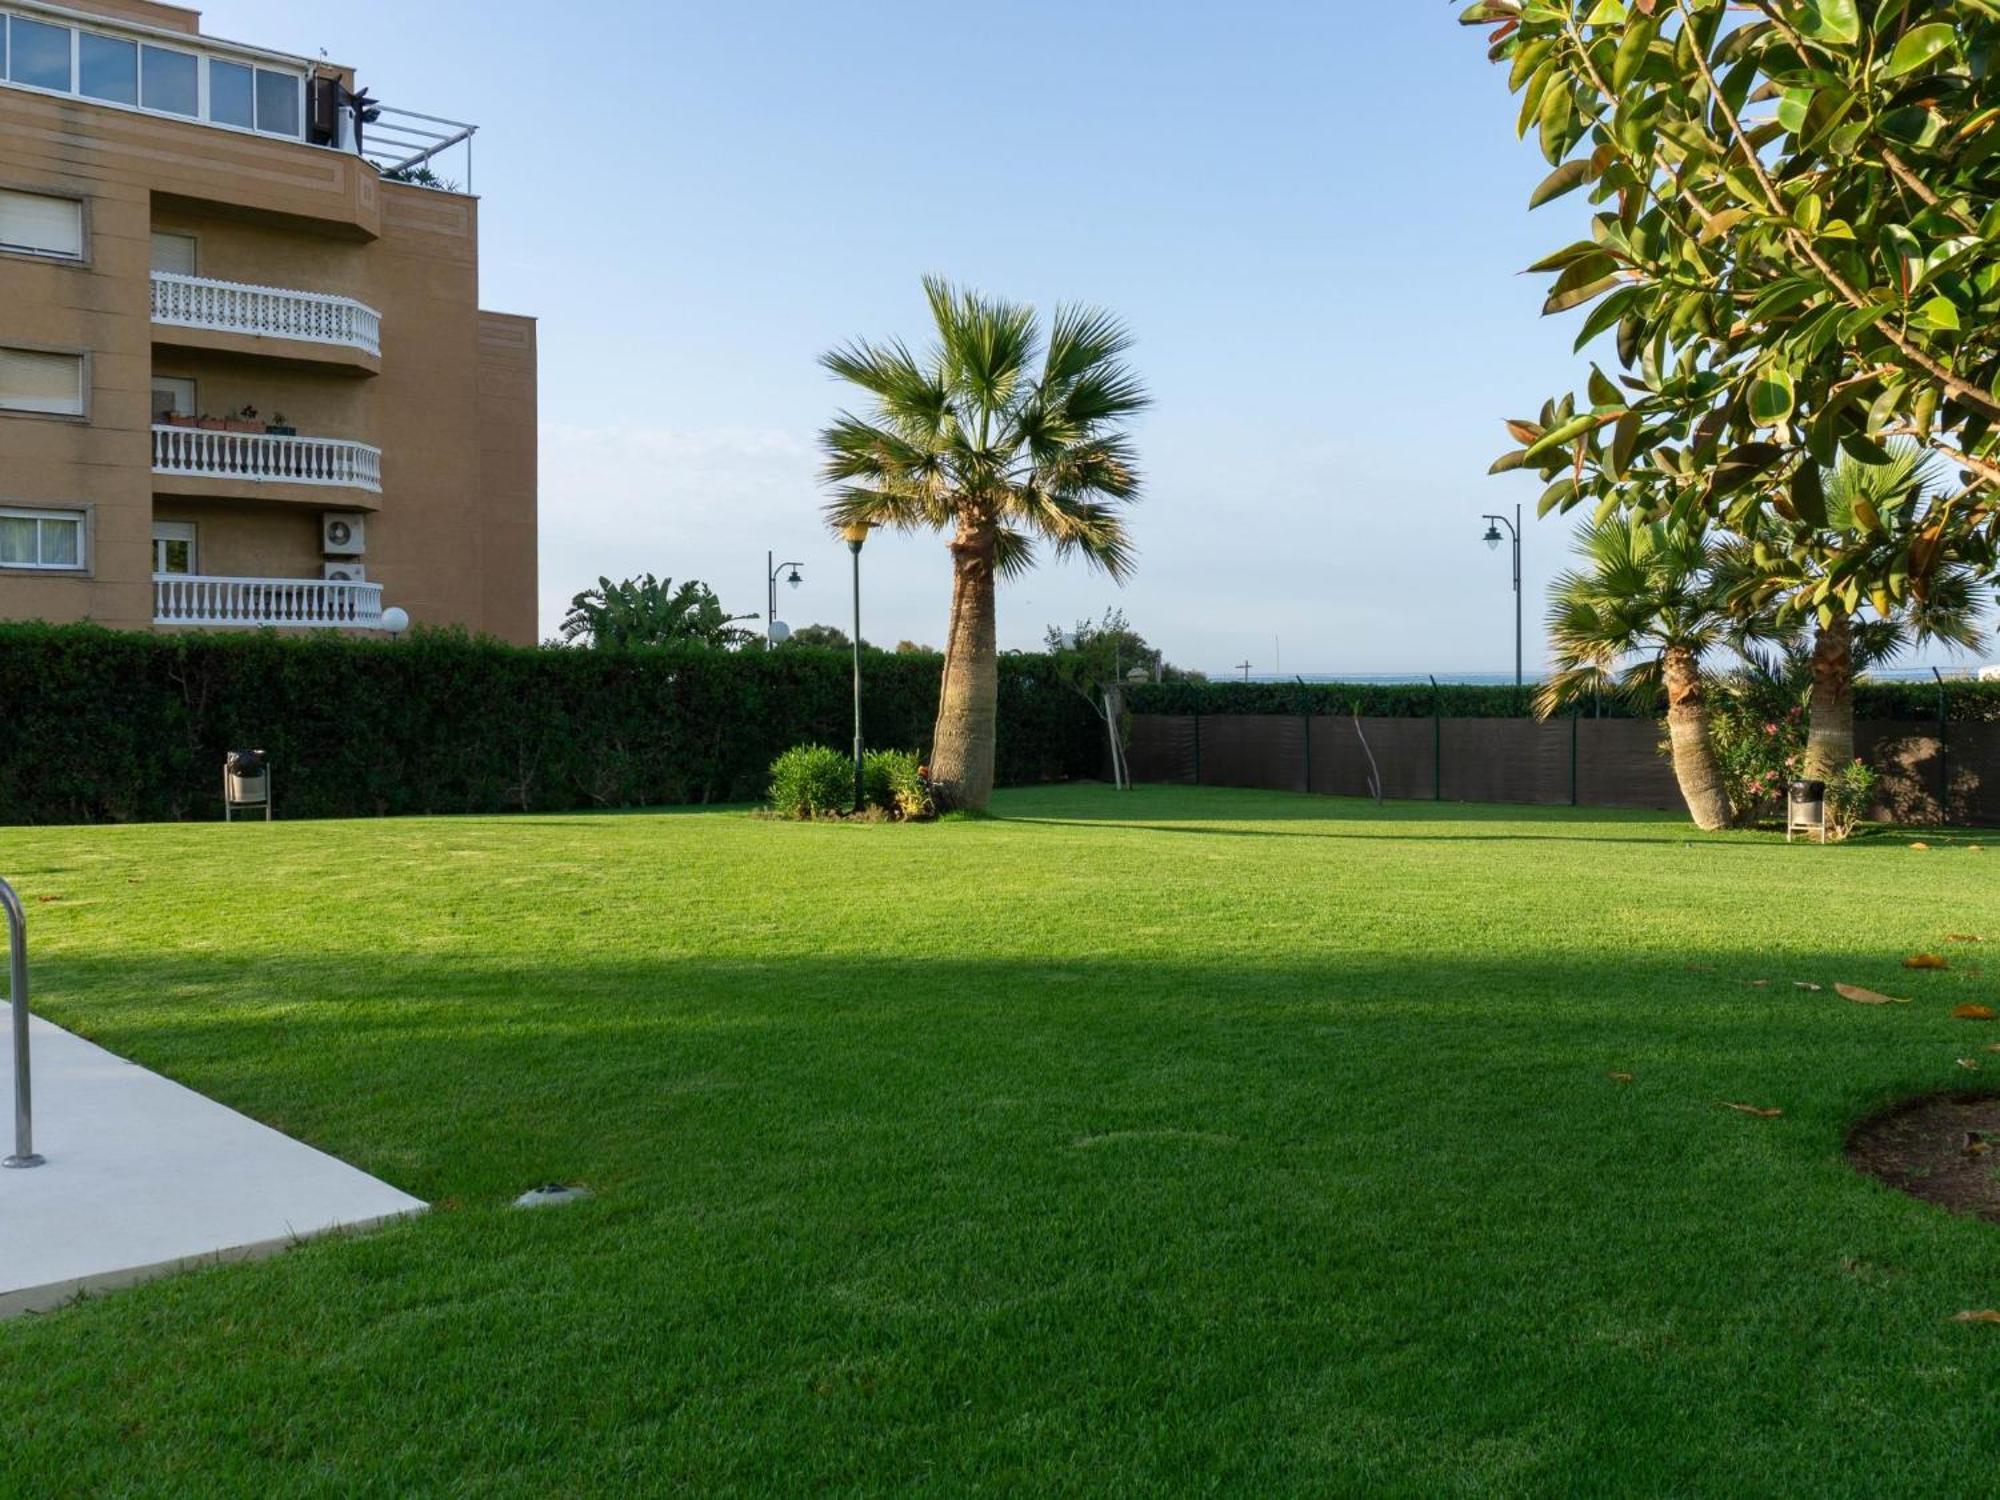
<box><xmin>0</xmin><ymin>186</ymin><xmax>84</xmax><ymax>262</ymax></box>
<box><xmin>151</xmin><ymin>374</ymin><xmax>197</xmax><ymax>421</ymax></box>
<box><xmin>0</xmin><ymin>11</ymin><xmax>309</xmax><ymax>143</ymax></box>
<box><xmin>0</xmin><ymin>505</ymin><xmax>87</xmax><ymax>572</ymax></box>
<box><xmin>152</xmin><ymin>519</ymin><xmax>196</xmax><ymax>576</ymax></box>
<box><xmin>150</xmin><ymin>230</ymin><xmax>197</xmax><ymax>275</ymax></box>
<box><xmin>0</xmin><ymin>345</ymin><xmax>86</xmax><ymax>418</ymax></box>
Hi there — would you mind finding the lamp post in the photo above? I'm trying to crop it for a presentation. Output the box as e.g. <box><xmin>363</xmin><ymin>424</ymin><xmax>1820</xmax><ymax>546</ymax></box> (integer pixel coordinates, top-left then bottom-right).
<box><xmin>1481</xmin><ymin>504</ymin><xmax>1523</xmax><ymax>693</ymax></box>
<box><xmin>766</xmin><ymin>552</ymin><xmax>805</xmax><ymax>646</ymax></box>
<box><xmin>842</xmin><ymin>523</ymin><xmax>870</xmax><ymax>810</ymax></box>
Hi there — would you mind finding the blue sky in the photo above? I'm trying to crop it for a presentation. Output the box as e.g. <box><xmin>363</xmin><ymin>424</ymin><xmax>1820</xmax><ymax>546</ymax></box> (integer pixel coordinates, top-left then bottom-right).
<box><xmin>188</xmin><ymin>0</ymin><xmax>1990</xmax><ymax>675</ymax></box>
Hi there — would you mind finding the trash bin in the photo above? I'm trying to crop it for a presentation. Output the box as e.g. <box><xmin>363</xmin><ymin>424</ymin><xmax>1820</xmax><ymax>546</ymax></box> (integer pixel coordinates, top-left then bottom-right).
<box><xmin>224</xmin><ymin>749</ymin><xmax>272</xmax><ymax>821</ymax></box>
<box><xmin>1787</xmin><ymin>778</ymin><xmax>1826</xmax><ymax>845</ymax></box>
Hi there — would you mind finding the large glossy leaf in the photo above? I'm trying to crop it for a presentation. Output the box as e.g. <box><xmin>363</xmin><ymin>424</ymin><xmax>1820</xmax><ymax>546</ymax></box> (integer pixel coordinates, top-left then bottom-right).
<box><xmin>1884</xmin><ymin>22</ymin><xmax>1958</xmax><ymax>78</ymax></box>
<box><xmin>1794</xmin><ymin>0</ymin><xmax>1859</xmax><ymax>45</ymax></box>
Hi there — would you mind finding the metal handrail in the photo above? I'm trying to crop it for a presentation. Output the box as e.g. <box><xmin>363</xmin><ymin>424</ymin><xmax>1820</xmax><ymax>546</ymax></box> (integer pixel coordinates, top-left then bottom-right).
<box><xmin>2</xmin><ymin>879</ymin><xmax>42</xmax><ymax>1169</ymax></box>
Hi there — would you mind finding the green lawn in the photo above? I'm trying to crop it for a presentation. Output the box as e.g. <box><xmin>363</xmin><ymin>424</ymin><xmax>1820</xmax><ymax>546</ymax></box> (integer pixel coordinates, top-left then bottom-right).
<box><xmin>3</xmin><ymin>786</ymin><xmax>1999</xmax><ymax>1495</ymax></box>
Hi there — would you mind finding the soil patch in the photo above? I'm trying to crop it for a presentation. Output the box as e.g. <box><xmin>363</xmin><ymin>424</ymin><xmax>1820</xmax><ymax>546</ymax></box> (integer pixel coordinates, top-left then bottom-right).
<box><xmin>1848</xmin><ymin>1093</ymin><xmax>2000</xmax><ymax>1223</ymax></box>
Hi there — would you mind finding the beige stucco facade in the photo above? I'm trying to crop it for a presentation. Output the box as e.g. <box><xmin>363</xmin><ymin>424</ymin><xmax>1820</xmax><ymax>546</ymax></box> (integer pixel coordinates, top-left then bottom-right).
<box><xmin>0</xmin><ymin>0</ymin><xmax>537</xmax><ymax>642</ymax></box>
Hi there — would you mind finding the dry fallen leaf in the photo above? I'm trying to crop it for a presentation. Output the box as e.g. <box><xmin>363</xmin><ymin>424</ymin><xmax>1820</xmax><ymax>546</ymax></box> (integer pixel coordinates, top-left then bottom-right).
<box><xmin>1952</xmin><ymin>1310</ymin><xmax>2000</xmax><ymax>1325</ymax></box>
<box><xmin>1720</xmin><ymin>1101</ymin><xmax>1783</xmax><ymax>1119</ymax></box>
<box><xmin>1837</xmin><ymin>984</ymin><xmax>1911</xmax><ymax>1006</ymax></box>
<box><xmin>1794</xmin><ymin>981</ymin><xmax>1824</xmax><ymax>992</ymax></box>
<box><xmin>1954</xmin><ymin>1005</ymin><xmax>1998</xmax><ymax>1022</ymax></box>
<box><xmin>1947</xmin><ymin>935</ymin><xmax>1987</xmax><ymax>944</ymax></box>
<box><xmin>1747</xmin><ymin>979</ymin><xmax>1771</xmax><ymax>988</ymax></box>
<box><xmin>1608</xmin><ymin>1071</ymin><xmax>1635</xmax><ymax>1084</ymax></box>
<box><xmin>1911</xmin><ymin>841</ymin><xmax>1933</xmax><ymax>851</ymax></box>
<box><xmin>1904</xmin><ymin>954</ymin><xmax>1950</xmax><ymax>970</ymax></box>
<box><xmin>1959</xmin><ymin>1058</ymin><xmax>1982</xmax><ymax>1071</ymax></box>
<box><xmin>1966</xmin><ymin>1132</ymin><xmax>1990</xmax><ymax>1156</ymax></box>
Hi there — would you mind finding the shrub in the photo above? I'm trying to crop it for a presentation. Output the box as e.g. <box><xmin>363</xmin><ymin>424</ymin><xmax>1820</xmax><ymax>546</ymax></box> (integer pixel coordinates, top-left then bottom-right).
<box><xmin>0</xmin><ymin>624</ymin><xmax>1102</xmax><ymax>824</ymax></box>
<box><xmin>767</xmin><ymin>745</ymin><xmax>854</xmax><ymax>819</ymax></box>
<box><xmin>1826</xmin><ymin>760</ymin><xmax>1880</xmax><ymax>842</ymax></box>
<box><xmin>1708</xmin><ymin>677</ymin><xmax>1806</xmax><ymax>822</ymax></box>
<box><xmin>863</xmin><ymin>749</ymin><xmax>934</xmax><ymax>821</ymax></box>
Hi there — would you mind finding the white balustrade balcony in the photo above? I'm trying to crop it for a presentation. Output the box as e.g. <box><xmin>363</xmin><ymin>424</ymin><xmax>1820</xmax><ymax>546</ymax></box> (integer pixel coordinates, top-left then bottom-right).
<box><xmin>153</xmin><ymin>425</ymin><xmax>383</xmax><ymax>494</ymax></box>
<box><xmin>151</xmin><ymin>272</ymin><xmax>382</xmax><ymax>358</ymax></box>
<box><xmin>155</xmin><ymin>575</ymin><xmax>386</xmax><ymax>630</ymax></box>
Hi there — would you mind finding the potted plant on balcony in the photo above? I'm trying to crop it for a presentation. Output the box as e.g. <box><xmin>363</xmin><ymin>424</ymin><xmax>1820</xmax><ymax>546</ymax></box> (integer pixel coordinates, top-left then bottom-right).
<box><xmin>224</xmin><ymin>405</ymin><xmax>265</xmax><ymax>435</ymax></box>
<box><xmin>196</xmin><ymin>412</ymin><xmax>226</xmax><ymax>431</ymax></box>
<box><xmin>163</xmin><ymin>410</ymin><xmax>196</xmax><ymax>428</ymax></box>
<box><xmin>265</xmin><ymin>411</ymin><xmax>297</xmax><ymax>437</ymax></box>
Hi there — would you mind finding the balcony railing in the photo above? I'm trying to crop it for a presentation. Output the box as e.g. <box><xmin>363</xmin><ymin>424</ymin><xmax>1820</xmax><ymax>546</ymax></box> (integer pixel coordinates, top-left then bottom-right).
<box><xmin>153</xmin><ymin>425</ymin><xmax>382</xmax><ymax>493</ymax></box>
<box><xmin>151</xmin><ymin>272</ymin><xmax>382</xmax><ymax>358</ymax></box>
<box><xmin>155</xmin><ymin>575</ymin><xmax>385</xmax><ymax>630</ymax></box>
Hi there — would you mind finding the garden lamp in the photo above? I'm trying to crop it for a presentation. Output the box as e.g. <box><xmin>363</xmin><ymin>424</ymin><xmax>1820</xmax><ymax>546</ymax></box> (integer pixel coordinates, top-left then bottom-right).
<box><xmin>843</xmin><ymin>524</ymin><xmax>871</xmax><ymax>810</ymax></box>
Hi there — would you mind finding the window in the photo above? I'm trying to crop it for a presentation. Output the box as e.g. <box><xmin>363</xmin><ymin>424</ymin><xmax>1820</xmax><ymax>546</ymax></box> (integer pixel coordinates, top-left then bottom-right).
<box><xmin>140</xmin><ymin>45</ymin><xmax>197</xmax><ymax>117</ymax></box>
<box><xmin>208</xmin><ymin>58</ymin><xmax>253</xmax><ymax>128</ymax></box>
<box><xmin>0</xmin><ymin>190</ymin><xmax>83</xmax><ymax>260</ymax></box>
<box><xmin>0</xmin><ymin>508</ymin><xmax>86</xmax><ymax>571</ymax></box>
<box><xmin>254</xmin><ymin>68</ymin><xmax>300</xmax><ymax>137</ymax></box>
<box><xmin>8</xmin><ymin>18</ymin><xmax>71</xmax><ymax>92</ymax></box>
<box><xmin>150</xmin><ymin>231</ymin><xmax>197</xmax><ymax>275</ymax></box>
<box><xmin>152</xmin><ymin>521</ymin><xmax>195</xmax><ymax>576</ymax></box>
<box><xmin>0</xmin><ymin>347</ymin><xmax>85</xmax><ymax>416</ymax></box>
<box><xmin>78</xmin><ymin>32</ymin><xmax>136</xmax><ymax>106</ymax></box>
<box><xmin>3</xmin><ymin>17</ymin><xmax>313</xmax><ymax>140</ymax></box>
<box><xmin>152</xmin><ymin>376</ymin><xmax>196</xmax><ymax>422</ymax></box>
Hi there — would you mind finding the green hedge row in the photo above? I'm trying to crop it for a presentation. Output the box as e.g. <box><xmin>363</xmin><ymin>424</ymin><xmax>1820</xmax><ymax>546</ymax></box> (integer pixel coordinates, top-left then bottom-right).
<box><xmin>1128</xmin><ymin>678</ymin><xmax>2000</xmax><ymax>722</ymax></box>
<box><xmin>0</xmin><ymin>625</ymin><xmax>1102</xmax><ymax>825</ymax></box>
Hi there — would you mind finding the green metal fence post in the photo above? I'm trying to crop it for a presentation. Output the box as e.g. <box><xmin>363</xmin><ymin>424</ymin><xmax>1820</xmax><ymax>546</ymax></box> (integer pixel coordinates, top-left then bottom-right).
<box><xmin>1192</xmin><ymin>714</ymin><xmax>1202</xmax><ymax>787</ymax></box>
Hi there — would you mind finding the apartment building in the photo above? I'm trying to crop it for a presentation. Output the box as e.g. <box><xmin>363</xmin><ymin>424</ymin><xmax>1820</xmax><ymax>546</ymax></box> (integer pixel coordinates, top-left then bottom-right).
<box><xmin>0</xmin><ymin>0</ymin><xmax>536</xmax><ymax>642</ymax></box>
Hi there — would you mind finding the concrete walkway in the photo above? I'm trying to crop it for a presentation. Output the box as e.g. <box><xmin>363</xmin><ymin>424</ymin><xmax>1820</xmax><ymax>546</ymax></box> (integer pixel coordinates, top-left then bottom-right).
<box><xmin>1</xmin><ymin>1015</ymin><xmax>425</xmax><ymax>1318</ymax></box>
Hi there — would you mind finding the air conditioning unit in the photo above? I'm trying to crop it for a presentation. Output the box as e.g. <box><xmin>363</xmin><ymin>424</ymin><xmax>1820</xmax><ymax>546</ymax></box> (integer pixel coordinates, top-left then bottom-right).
<box><xmin>322</xmin><ymin>512</ymin><xmax>366</xmax><ymax>556</ymax></box>
<box><xmin>322</xmin><ymin>561</ymin><xmax>368</xmax><ymax>583</ymax></box>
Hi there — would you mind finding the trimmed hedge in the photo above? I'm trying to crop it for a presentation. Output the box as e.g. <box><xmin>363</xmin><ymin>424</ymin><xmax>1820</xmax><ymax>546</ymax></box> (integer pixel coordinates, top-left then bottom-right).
<box><xmin>0</xmin><ymin>625</ymin><xmax>1101</xmax><ymax>825</ymax></box>
<box><xmin>1128</xmin><ymin>677</ymin><xmax>2000</xmax><ymax>722</ymax></box>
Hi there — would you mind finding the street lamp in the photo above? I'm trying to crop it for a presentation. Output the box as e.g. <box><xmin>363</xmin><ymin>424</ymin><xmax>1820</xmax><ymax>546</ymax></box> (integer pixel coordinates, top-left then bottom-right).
<box><xmin>1480</xmin><ymin>503</ymin><xmax>1523</xmax><ymax>693</ymax></box>
<box><xmin>842</xmin><ymin>523</ymin><xmax>870</xmax><ymax>810</ymax></box>
<box><xmin>766</xmin><ymin>552</ymin><xmax>805</xmax><ymax>646</ymax></box>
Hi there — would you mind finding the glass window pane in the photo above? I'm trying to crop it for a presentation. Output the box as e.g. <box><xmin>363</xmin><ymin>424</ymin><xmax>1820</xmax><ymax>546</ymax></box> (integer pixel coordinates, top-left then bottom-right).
<box><xmin>10</xmin><ymin>19</ymin><xmax>73</xmax><ymax>91</ymax></box>
<box><xmin>255</xmin><ymin>69</ymin><xmax>300</xmax><ymax>136</ymax></box>
<box><xmin>209</xmin><ymin>59</ymin><xmax>253</xmax><ymax>128</ymax></box>
<box><xmin>0</xmin><ymin>518</ymin><xmax>33</xmax><ymax>566</ymax></box>
<box><xmin>39</xmin><ymin>519</ymin><xmax>79</xmax><ymax>567</ymax></box>
<box><xmin>141</xmin><ymin>46</ymin><xmax>198</xmax><ymax>116</ymax></box>
<box><xmin>79</xmin><ymin>33</ymin><xmax>136</xmax><ymax>105</ymax></box>
<box><xmin>159</xmin><ymin>539</ymin><xmax>190</xmax><ymax>574</ymax></box>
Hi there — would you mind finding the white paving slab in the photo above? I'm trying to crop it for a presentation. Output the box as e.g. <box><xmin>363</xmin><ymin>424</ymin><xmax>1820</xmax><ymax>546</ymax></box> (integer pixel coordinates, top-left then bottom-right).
<box><xmin>1</xmin><ymin>1015</ymin><xmax>425</xmax><ymax>1318</ymax></box>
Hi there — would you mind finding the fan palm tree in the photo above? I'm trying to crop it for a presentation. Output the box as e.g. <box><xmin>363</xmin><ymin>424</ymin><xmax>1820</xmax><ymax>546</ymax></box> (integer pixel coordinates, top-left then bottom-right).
<box><xmin>819</xmin><ymin>278</ymin><xmax>1149</xmax><ymax>810</ymax></box>
<box><xmin>559</xmin><ymin>575</ymin><xmax>757</xmax><ymax>650</ymax></box>
<box><xmin>1725</xmin><ymin>447</ymin><xmax>1989</xmax><ymax>780</ymax></box>
<box><xmin>1538</xmin><ymin>519</ymin><xmax>1736</xmax><ymax>830</ymax></box>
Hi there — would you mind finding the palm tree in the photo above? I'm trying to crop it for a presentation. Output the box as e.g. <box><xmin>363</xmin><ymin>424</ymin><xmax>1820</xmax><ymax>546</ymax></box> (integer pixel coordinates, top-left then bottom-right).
<box><xmin>1538</xmin><ymin>519</ymin><xmax>1737</xmax><ymax>831</ymax></box>
<box><xmin>1727</xmin><ymin>448</ymin><xmax>1988</xmax><ymax>780</ymax></box>
<box><xmin>559</xmin><ymin>575</ymin><xmax>758</xmax><ymax>650</ymax></box>
<box><xmin>819</xmin><ymin>278</ymin><xmax>1149</xmax><ymax>810</ymax></box>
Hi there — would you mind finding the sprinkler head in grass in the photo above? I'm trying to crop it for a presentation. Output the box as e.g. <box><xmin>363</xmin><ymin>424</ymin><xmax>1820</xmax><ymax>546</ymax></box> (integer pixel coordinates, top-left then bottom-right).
<box><xmin>513</xmin><ymin>1183</ymin><xmax>590</xmax><ymax>1209</ymax></box>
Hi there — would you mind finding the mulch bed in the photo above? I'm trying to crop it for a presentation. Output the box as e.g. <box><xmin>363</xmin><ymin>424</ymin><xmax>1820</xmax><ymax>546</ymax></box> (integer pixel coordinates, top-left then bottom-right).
<box><xmin>1848</xmin><ymin>1093</ymin><xmax>2000</xmax><ymax>1223</ymax></box>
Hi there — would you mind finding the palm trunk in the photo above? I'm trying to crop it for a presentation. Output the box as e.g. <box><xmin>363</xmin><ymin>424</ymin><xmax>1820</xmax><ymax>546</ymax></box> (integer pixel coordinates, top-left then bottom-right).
<box><xmin>1803</xmin><ymin>612</ymin><xmax>1855</xmax><ymax>784</ymax></box>
<box><xmin>930</xmin><ymin>525</ymin><xmax>999</xmax><ymax>810</ymax></box>
<box><xmin>1662</xmin><ymin>645</ymin><xmax>1734</xmax><ymax>831</ymax></box>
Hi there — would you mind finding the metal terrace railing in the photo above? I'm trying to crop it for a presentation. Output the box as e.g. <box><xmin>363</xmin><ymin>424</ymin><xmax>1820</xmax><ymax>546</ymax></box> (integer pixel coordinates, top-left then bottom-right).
<box><xmin>359</xmin><ymin>104</ymin><xmax>477</xmax><ymax>192</ymax></box>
